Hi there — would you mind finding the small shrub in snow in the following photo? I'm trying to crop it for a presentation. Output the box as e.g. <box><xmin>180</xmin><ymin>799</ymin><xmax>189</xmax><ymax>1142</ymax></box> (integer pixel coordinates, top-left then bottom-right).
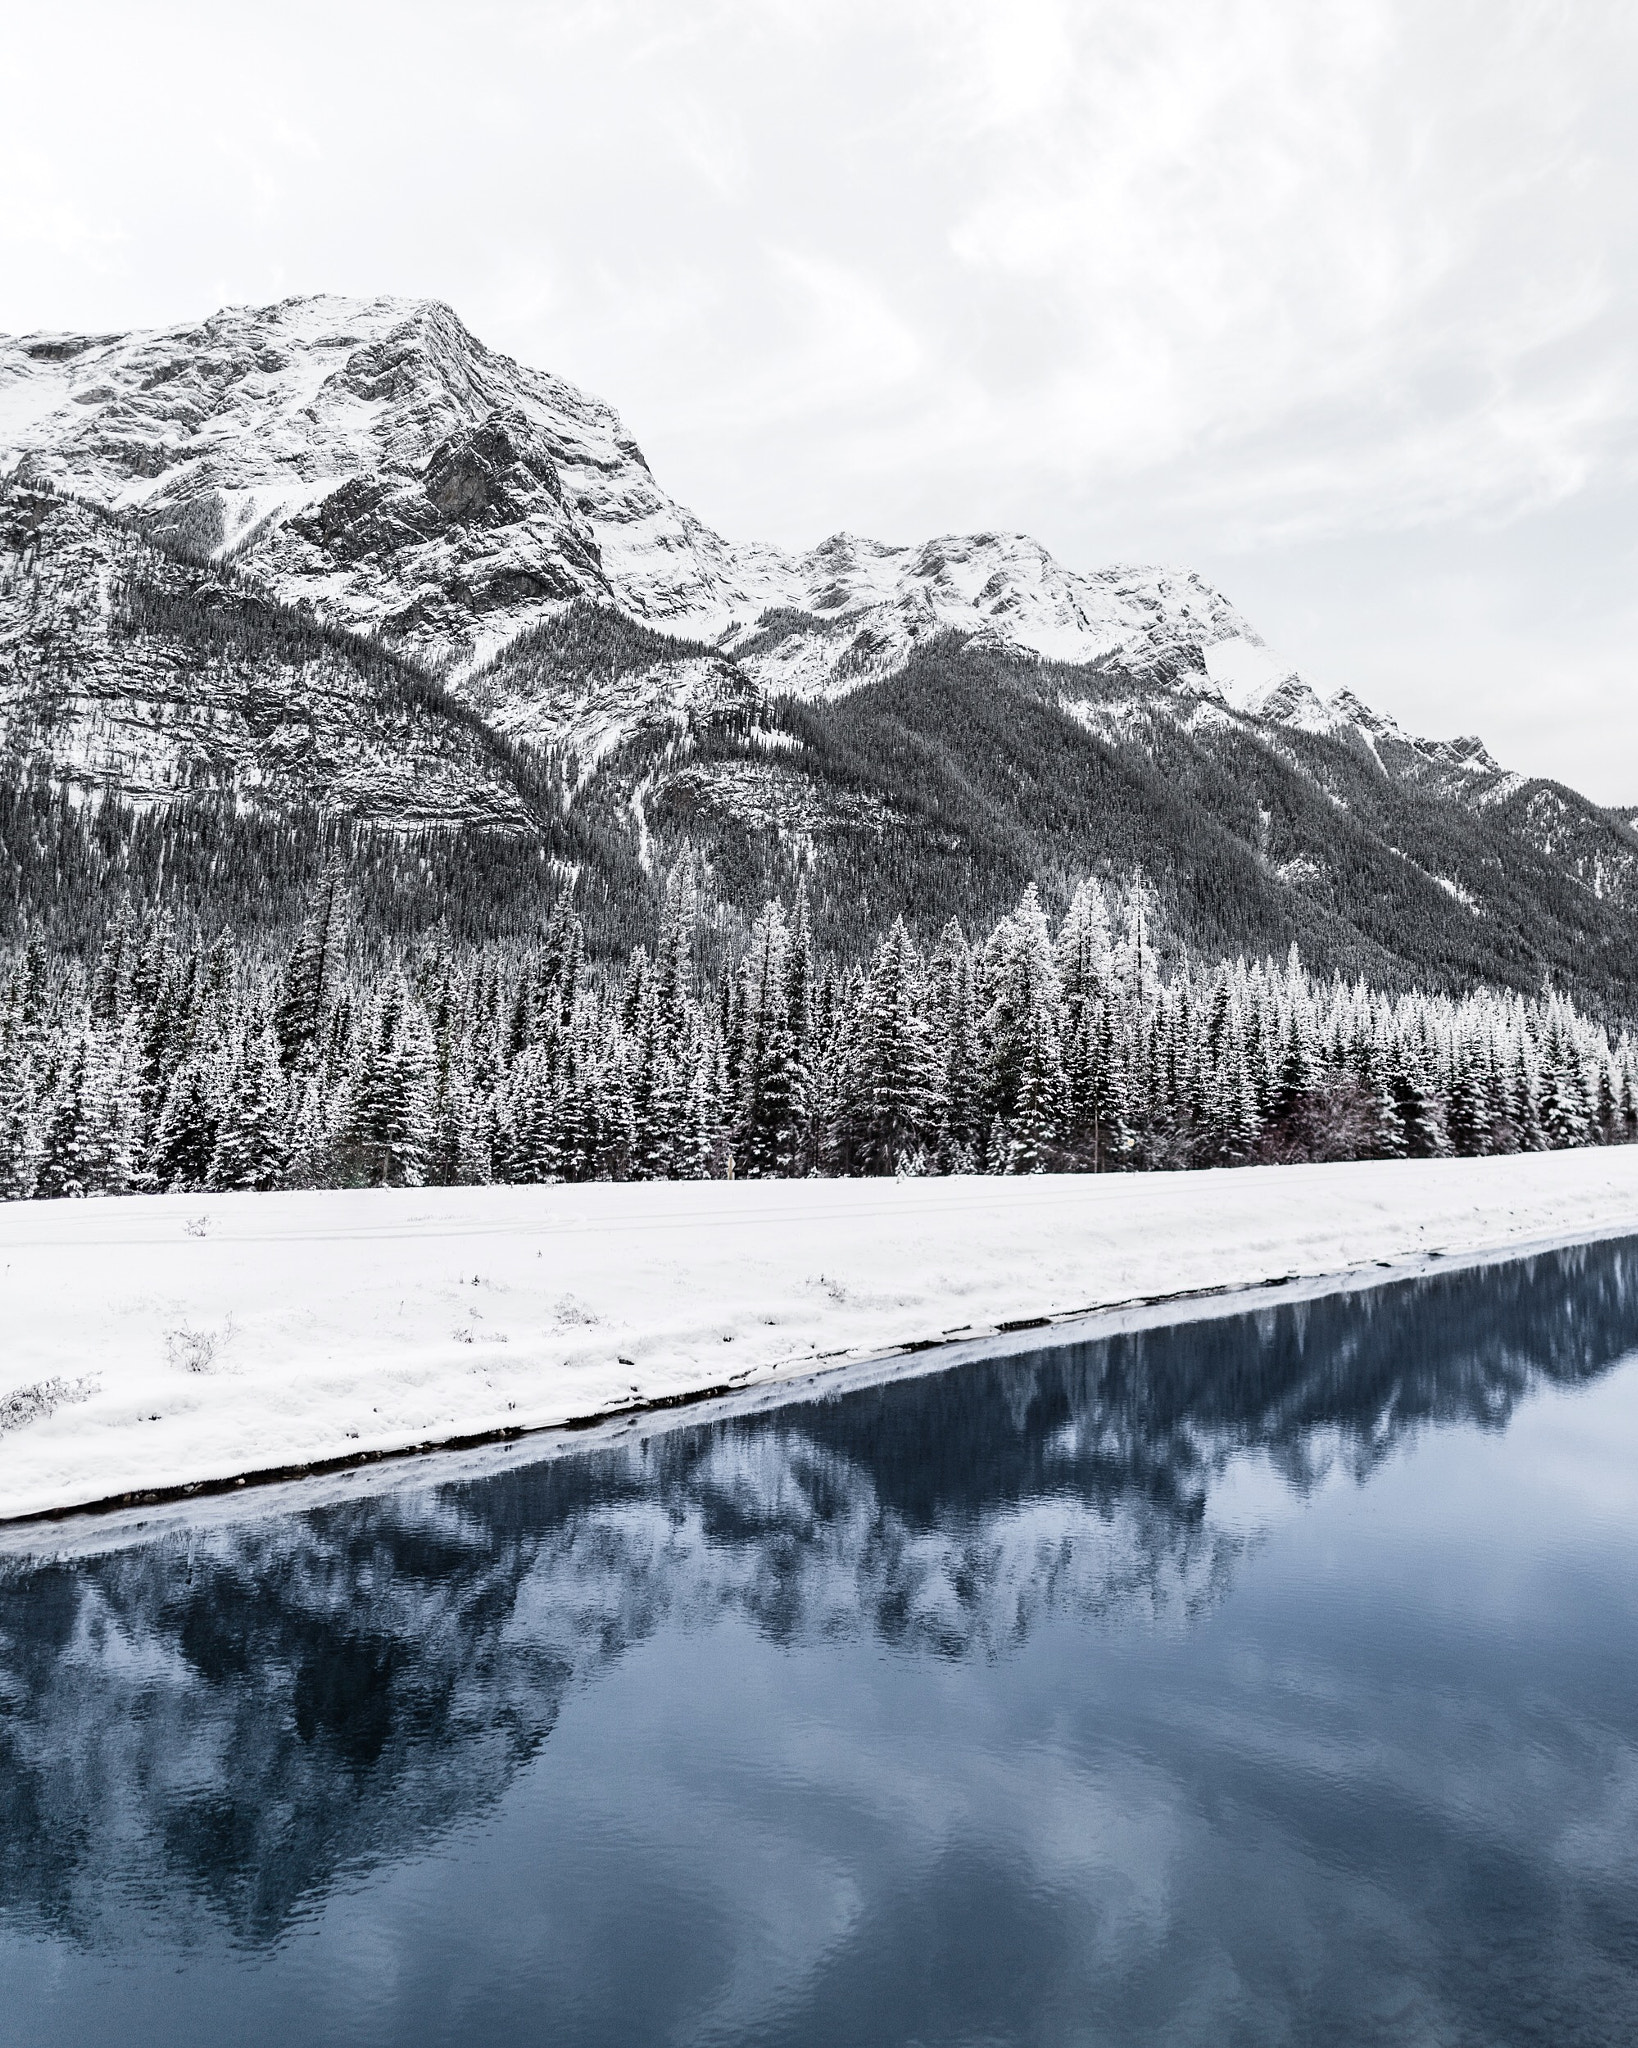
<box><xmin>164</xmin><ymin>1323</ymin><xmax>222</xmax><ymax>1373</ymax></box>
<box><xmin>553</xmin><ymin>1295</ymin><xmax>600</xmax><ymax>1327</ymax></box>
<box><xmin>0</xmin><ymin>1377</ymin><xmax>97</xmax><ymax>1436</ymax></box>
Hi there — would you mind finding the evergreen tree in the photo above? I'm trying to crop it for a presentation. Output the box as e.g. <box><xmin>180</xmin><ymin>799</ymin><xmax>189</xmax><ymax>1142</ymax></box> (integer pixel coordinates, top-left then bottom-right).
<box><xmin>1007</xmin><ymin>996</ymin><xmax>1065</xmax><ymax>1172</ymax></box>
<box><xmin>845</xmin><ymin>918</ymin><xmax>936</xmax><ymax>1173</ymax></box>
<box><xmin>337</xmin><ymin>975</ymin><xmax>433</xmax><ymax>1186</ymax></box>
<box><xmin>1538</xmin><ymin>1012</ymin><xmax>1591</xmax><ymax>1148</ymax></box>
<box><xmin>153</xmin><ymin>1057</ymin><xmax>222</xmax><ymax>1191</ymax></box>
<box><xmin>1445</xmin><ymin>1043</ymin><xmax>1493</xmax><ymax>1157</ymax></box>
<box><xmin>737</xmin><ymin>903</ymin><xmax>801</xmax><ymax>1176</ymax></box>
<box><xmin>283</xmin><ymin>1075</ymin><xmax>335</xmax><ymax>1190</ymax></box>
<box><xmin>980</xmin><ymin>884</ymin><xmax>1060</xmax><ymax>1135</ymax></box>
<box><xmin>209</xmin><ymin>1024</ymin><xmax>289</xmax><ymax>1191</ymax></box>
<box><xmin>934</xmin><ymin>931</ymin><xmax>981</xmax><ymax>1171</ymax></box>
<box><xmin>0</xmin><ymin>1049</ymin><xmax>42</xmax><ymax>1199</ymax></box>
<box><xmin>1388</xmin><ymin>1043</ymin><xmax>1450</xmax><ymax>1159</ymax></box>
<box><xmin>275</xmin><ymin>861</ymin><xmax>348</xmax><ymax>1070</ymax></box>
<box><xmin>36</xmin><ymin>1037</ymin><xmax>94</xmax><ymax>1199</ymax></box>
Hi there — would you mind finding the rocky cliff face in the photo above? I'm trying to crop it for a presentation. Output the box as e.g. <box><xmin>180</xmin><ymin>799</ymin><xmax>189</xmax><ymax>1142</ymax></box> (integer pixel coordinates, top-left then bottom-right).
<box><xmin>0</xmin><ymin>298</ymin><xmax>720</xmax><ymax>666</ymax></box>
<box><xmin>0</xmin><ymin>484</ymin><xmax>534</xmax><ymax>827</ymax></box>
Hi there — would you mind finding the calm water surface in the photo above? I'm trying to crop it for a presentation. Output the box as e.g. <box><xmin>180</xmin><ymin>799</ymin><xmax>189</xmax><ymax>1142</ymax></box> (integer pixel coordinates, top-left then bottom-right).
<box><xmin>5</xmin><ymin>1242</ymin><xmax>1638</xmax><ymax>2046</ymax></box>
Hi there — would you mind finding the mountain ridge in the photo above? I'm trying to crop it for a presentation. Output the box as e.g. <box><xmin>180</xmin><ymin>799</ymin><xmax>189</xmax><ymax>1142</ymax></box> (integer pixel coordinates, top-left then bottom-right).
<box><xmin>4</xmin><ymin>294</ymin><xmax>1638</xmax><ymax>1016</ymax></box>
<box><xmin>0</xmin><ymin>294</ymin><xmax>1375</xmax><ymax>715</ymax></box>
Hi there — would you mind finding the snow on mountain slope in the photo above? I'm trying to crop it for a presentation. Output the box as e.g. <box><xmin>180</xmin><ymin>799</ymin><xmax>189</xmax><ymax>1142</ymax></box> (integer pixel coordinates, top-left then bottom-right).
<box><xmin>722</xmin><ymin>534</ymin><xmax>1274</xmax><ymax>698</ymax></box>
<box><xmin>2</xmin><ymin>291</ymin><xmax>1538</xmax><ymax>797</ymax></box>
<box><xmin>461</xmin><ymin>605</ymin><xmax>756</xmax><ymax>774</ymax></box>
<box><xmin>1226</xmin><ymin>672</ymin><xmax>1517</xmax><ymax>802</ymax></box>
<box><xmin>0</xmin><ymin>295</ymin><xmax>1288</xmax><ymax>704</ymax></box>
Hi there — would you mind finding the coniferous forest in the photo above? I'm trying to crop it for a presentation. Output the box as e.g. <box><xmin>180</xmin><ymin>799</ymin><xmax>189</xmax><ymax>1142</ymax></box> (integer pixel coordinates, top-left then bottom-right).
<box><xmin>3</xmin><ymin>858</ymin><xmax>1634</xmax><ymax>1202</ymax></box>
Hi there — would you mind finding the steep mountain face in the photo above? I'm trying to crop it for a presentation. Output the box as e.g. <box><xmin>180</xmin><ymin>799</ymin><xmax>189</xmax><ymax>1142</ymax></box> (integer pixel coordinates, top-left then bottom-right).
<box><xmin>3</xmin><ymin>293</ymin><xmax>1637</xmax><ymax>1010</ymax></box>
<box><xmin>626</xmin><ymin>633</ymin><xmax>1638</xmax><ymax>1007</ymax></box>
<box><xmin>0</xmin><ymin>299</ymin><xmax>730</xmax><ymax>667</ymax></box>
<box><xmin>0</xmin><ymin>484</ymin><xmax>536</xmax><ymax>827</ymax></box>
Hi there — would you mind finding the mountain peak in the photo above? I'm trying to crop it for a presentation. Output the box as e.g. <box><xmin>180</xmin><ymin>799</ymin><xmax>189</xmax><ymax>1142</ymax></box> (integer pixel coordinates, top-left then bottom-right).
<box><xmin>0</xmin><ymin>293</ymin><xmax>1494</xmax><ymax>773</ymax></box>
<box><xmin>0</xmin><ymin>297</ymin><xmax>1293</xmax><ymax>693</ymax></box>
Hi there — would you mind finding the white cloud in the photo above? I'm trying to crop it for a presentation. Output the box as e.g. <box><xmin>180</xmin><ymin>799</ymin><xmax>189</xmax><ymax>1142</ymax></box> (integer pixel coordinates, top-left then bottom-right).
<box><xmin>1</xmin><ymin>0</ymin><xmax>1636</xmax><ymax>791</ymax></box>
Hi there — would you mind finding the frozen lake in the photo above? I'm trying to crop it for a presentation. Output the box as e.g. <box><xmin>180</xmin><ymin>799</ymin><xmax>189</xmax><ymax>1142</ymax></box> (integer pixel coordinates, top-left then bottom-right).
<box><xmin>4</xmin><ymin>1236</ymin><xmax>1638</xmax><ymax>2045</ymax></box>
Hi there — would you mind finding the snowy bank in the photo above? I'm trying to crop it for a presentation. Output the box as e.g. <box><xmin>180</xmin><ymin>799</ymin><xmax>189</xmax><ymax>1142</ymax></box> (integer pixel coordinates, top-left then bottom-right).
<box><xmin>5</xmin><ymin>1150</ymin><xmax>1638</xmax><ymax>1521</ymax></box>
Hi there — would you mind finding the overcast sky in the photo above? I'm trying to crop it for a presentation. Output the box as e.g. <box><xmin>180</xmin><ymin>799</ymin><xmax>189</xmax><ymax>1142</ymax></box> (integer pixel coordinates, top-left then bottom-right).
<box><xmin>4</xmin><ymin>1</ymin><xmax>1635</xmax><ymax>798</ymax></box>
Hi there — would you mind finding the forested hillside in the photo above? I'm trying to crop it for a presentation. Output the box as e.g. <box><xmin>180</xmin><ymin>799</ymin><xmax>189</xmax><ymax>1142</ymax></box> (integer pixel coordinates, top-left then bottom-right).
<box><xmin>8</xmin><ymin>481</ymin><xmax>1638</xmax><ymax>1021</ymax></box>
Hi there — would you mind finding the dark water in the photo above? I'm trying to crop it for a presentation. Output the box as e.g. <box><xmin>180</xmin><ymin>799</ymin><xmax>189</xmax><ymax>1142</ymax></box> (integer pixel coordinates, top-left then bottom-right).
<box><xmin>5</xmin><ymin>1244</ymin><xmax>1638</xmax><ymax>2047</ymax></box>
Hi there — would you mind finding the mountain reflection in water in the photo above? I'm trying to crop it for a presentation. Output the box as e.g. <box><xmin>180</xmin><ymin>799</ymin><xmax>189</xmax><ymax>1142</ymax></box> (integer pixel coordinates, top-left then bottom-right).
<box><xmin>4</xmin><ymin>1238</ymin><xmax>1638</xmax><ymax>2047</ymax></box>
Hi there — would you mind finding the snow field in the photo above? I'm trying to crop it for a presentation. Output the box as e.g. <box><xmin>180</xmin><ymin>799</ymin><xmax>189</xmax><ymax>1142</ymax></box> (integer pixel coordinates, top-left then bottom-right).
<box><xmin>5</xmin><ymin>1148</ymin><xmax>1638</xmax><ymax>1521</ymax></box>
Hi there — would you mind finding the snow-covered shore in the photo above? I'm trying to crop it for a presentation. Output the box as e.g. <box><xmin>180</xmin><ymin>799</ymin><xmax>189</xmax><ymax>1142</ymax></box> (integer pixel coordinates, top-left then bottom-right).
<box><xmin>6</xmin><ymin>1151</ymin><xmax>1638</xmax><ymax>1522</ymax></box>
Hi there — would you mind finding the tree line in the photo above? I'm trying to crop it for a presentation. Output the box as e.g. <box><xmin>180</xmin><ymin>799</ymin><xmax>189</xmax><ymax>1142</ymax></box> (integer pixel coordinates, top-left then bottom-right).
<box><xmin>2</xmin><ymin>866</ymin><xmax>1634</xmax><ymax>1201</ymax></box>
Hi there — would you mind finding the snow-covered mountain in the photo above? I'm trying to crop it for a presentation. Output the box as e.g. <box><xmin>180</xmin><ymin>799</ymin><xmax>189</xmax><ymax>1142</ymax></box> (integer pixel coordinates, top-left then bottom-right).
<box><xmin>0</xmin><ymin>294</ymin><xmax>1292</xmax><ymax>696</ymax></box>
<box><xmin>5</xmin><ymin>292</ymin><xmax>1638</xmax><ymax>1010</ymax></box>
<box><xmin>0</xmin><ymin>292</ymin><xmax>1530</xmax><ymax>797</ymax></box>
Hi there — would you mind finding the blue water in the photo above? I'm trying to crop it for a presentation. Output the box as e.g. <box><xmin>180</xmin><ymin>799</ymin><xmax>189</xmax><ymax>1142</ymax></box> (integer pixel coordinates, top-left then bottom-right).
<box><xmin>5</xmin><ymin>1240</ymin><xmax>1638</xmax><ymax>2046</ymax></box>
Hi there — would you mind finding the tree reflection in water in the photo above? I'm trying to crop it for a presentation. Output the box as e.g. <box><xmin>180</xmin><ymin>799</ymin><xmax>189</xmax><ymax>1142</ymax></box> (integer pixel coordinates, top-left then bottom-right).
<box><xmin>3</xmin><ymin>1236</ymin><xmax>1636</xmax><ymax>1951</ymax></box>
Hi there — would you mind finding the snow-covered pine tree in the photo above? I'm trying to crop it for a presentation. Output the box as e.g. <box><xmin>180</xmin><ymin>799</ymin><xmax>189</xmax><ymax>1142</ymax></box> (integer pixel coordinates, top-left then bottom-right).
<box><xmin>209</xmin><ymin>1022</ymin><xmax>289</xmax><ymax>1192</ymax></box>
<box><xmin>336</xmin><ymin>973</ymin><xmax>433</xmax><ymax>1187</ymax></box>
<box><xmin>1007</xmin><ymin>993</ymin><xmax>1065</xmax><ymax>1173</ymax></box>
<box><xmin>737</xmin><ymin>902</ymin><xmax>802</xmax><ymax>1177</ymax></box>
<box><xmin>35</xmin><ymin>1034</ymin><xmax>94</xmax><ymax>1199</ymax></box>
<box><xmin>784</xmin><ymin>889</ymin><xmax>819</xmax><ymax>1174</ymax></box>
<box><xmin>88</xmin><ymin>897</ymin><xmax>141</xmax><ymax>1027</ymax></box>
<box><xmin>844</xmin><ymin>917</ymin><xmax>936</xmax><ymax>1174</ymax></box>
<box><xmin>1388</xmin><ymin>1041</ymin><xmax>1450</xmax><ymax>1158</ymax></box>
<box><xmin>152</xmin><ymin>1056</ymin><xmax>223</xmax><ymax>1191</ymax></box>
<box><xmin>1537</xmin><ymin>1006</ymin><xmax>1591</xmax><ymax>1149</ymax></box>
<box><xmin>0</xmin><ymin>1042</ymin><xmax>42</xmax><ymax>1199</ymax></box>
<box><xmin>654</xmin><ymin>856</ymin><xmax>699</xmax><ymax>1040</ymax></box>
<box><xmin>980</xmin><ymin>884</ymin><xmax>1061</xmax><ymax>1143</ymax></box>
<box><xmin>1444</xmin><ymin>1039</ymin><xmax>1493</xmax><ymax>1157</ymax></box>
<box><xmin>282</xmin><ymin>1074</ymin><xmax>334</xmax><ymax>1190</ymax></box>
<box><xmin>929</xmin><ymin>923</ymin><xmax>980</xmax><ymax>1172</ymax></box>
